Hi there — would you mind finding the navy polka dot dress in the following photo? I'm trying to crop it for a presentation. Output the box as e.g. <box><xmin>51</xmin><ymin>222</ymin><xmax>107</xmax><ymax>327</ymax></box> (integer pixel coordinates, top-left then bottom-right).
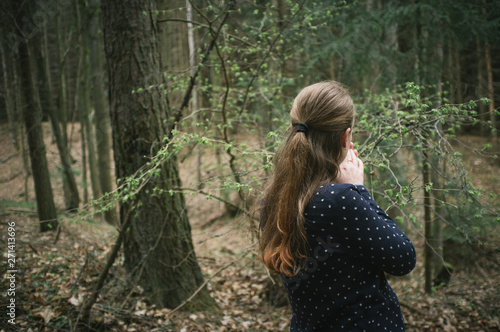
<box><xmin>282</xmin><ymin>184</ymin><xmax>416</xmax><ymax>331</ymax></box>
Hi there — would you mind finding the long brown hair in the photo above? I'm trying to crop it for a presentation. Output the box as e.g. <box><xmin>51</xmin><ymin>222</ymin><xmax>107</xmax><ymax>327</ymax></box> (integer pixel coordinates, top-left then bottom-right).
<box><xmin>260</xmin><ymin>81</ymin><xmax>355</xmax><ymax>276</ymax></box>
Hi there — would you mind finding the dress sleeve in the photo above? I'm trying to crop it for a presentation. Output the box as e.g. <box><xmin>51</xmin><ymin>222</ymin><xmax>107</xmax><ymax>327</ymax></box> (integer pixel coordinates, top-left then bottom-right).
<box><xmin>315</xmin><ymin>184</ymin><xmax>417</xmax><ymax>276</ymax></box>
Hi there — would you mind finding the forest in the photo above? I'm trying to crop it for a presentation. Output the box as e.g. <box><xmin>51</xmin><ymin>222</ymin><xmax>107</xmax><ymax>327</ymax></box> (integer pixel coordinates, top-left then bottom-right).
<box><xmin>0</xmin><ymin>0</ymin><xmax>499</xmax><ymax>331</ymax></box>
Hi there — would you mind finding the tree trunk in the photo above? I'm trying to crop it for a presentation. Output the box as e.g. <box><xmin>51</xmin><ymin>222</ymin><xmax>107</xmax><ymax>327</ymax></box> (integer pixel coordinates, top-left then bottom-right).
<box><xmin>88</xmin><ymin>0</ymin><xmax>118</xmax><ymax>224</ymax></box>
<box><xmin>430</xmin><ymin>156</ymin><xmax>445</xmax><ymax>274</ymax></box>
<box><xmin>481</xmin><ymin>2</ymin><xmax>497</xmax><ymax>141</ymax></box>
<box><xmin>77</xmin><ymin>0</ymin><xmax>102</xmax><ymax>203</ymax></box>
<box><xmin>383</xmin><ymin>14</ymin><xmax>398</xmax><ymax>88</ymax></box>
<box><xmin>422</xmin><ymin>149</ymin><xmax>432</xmax><ymax>293</ymax></box>
<box><xmin>445</xmin><ymin>35</ymin><xmax>453</xmax><ymax>103</ymax></box>
<box><xmin>484</xmin><ymin>42</ymin><xmax>497</xmax><ymax>140</ymax></box>
<box><xmin>431</xmin><ymin>35</ymin><xmax>445</xmax><ymax>282</ymax></box>
<box><xmin>55</xmin><ymin>12</ymin><xmax>71</xmax><ymax>160</ymax></box>
<box><xmin>102</xmin><ymin>0</ymin><xmax>212</xmax><ymax>309</ymax></box>
<box><xmin>17</xmin><ymin>34</ymin><xmax>58</xmax><ymax>232</ymax></box>
<box><xmin>85</xmin><ymin>107</ymin><xmax>102</xmax><ymax>202</ymax></box>
<box><xmin>75</xmin><ymin>37</ymin><xmax>89</xmax><ymax>205</ymax></box>
<box><xmin>43</xmin><ymin>21</ymin><xmax>57</xmax><ymax>144</ymax></box>
<box><xmin>454</xmin><ymin>47</ymin><xmax>463</xmax><ymax>103</ymax></box>
<box><xmin>14</xmin><ymin>62</ymin><xmax>32</xmax><ymax>201</ymax></box>
<box><xmin>186</xmin><ymin>0</ymin><xmax>202</xmax><ymax>188</ymax></box>
<box><xmin>32</xmin><ymin>19</ymin><xmax>80</xmax><ymax>212</ymax></box>
<box><xmin>0</xmin><ymin>43</ymin><xmax>20</xmax><ymax>151</ymax></box>
<box><xmin>476</xmin><ymin>38</ymin><xmax>488</xmax><ymax>136</ymax></box>
<box><xmin>157</xmin><ymin>0</ymin><xmax>189</xmax><ymax>107</ymax></box>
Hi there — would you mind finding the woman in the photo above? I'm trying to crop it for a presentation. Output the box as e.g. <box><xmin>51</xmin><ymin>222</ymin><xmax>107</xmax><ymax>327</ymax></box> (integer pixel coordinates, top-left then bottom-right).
<box><xmin>260</xmin><ymin>81</ymin><xmax>416</xmax><ymax>331</ymax></box>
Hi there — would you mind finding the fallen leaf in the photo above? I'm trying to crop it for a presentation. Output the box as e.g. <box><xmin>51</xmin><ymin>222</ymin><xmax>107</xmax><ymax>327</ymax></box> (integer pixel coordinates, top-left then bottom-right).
<box><xmin>34</xmin><ymin>307</ymin><xmax>58</xmax><ymax>324</ymax></box>
<box><xmin>69</xmin><ymin>295</ymin><xmax>80</xmax><ymax>306</ymax></box>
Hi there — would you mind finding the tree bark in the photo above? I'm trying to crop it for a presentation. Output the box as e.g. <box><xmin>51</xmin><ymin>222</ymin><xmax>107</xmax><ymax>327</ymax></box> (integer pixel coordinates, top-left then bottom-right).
<box><xmin>17</xmin><ymin>30</ymin><xmax>58</xmax><ymax>232</ymax></box>
<box><xmin>454</xmin><ymin>47</ymin><xmax>463</xmax><ymax>103</ymax></box>
<box><xmin>186</xmin><ymin>0</ymin><xmax>202</xmax><ymax>188</ymax></box>
<box><xmin>15</xmin><ymin>62</ymin><xmax>32</xmax><ymax>201</ymax></box>
<box><xmin>0</xmin><ymin>43</ymin><xmax>20</xmax><ymax>151</ymax></box>
<box><xmin>481</xmin><ymin>2</ymin><xmax>497</xmax><ymax>141</ymax></box>
<box><xmin>431</xmin><ymin>34</ymin><xmax>445</xmax><ymax>282</ymax></box>
<box><xmin>88</xmin><ymin>0</ymin><xmax>118</xmax><ymax>224</ymax></box>
<box><xmin>77</xmin><ymin>0</ymin><xmax>103</xmax><ymax>203</ymax></box>
<box><xmin>43</xmin><ymin>20</ymin><xmax>57</xmax><ymax>144</ymax></box>
<box><xmin>74</xmin><ymin>32</ymin><xmax>89</xmax><ymax>205</ymax></box>
<box><xmin>157</xmin><ymin>0</ymin><xmax>189</xmax><ymax>107</ymax></box>
<box><xmin>102</xmin><ymin>0</ymin><xmax>212</xmax><ymax>309</ymax></box>
<box><xmin>422</xmin><ymin>149</ymin><xmax>432</xmax><ymax>294</ymax></box>
<box><xmin>32</xmin><ymin>15</ymin><xmax>80</xmax><ymax>211</ymax></box>
<box><xmin>476</xmin><ymin>38</ymin><xmax>488</xmax><ymax>136</ymax></box>
<box><xmin>55</xmin><ymin>13</ymin><xmax>69</xmax><ymax>151</ymax></box>
<box><xmin>484</xmin><ymin>42</ymin><xmax>497</xmax><ymax>139</ymax></box>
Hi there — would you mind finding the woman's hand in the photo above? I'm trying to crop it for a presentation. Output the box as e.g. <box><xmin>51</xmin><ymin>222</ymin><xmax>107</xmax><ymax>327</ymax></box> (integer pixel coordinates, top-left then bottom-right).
<box><xmin>337</xmin><ymin>145</ymin><xmax>364</xmax><ymax>185</ymax></box>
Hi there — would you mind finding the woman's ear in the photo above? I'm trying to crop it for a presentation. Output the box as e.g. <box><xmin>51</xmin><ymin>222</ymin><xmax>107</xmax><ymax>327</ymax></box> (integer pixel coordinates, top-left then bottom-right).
<box><xmin>341</xmin><ymin>128</ymin><xmax>351</xmax><ymax>149</ymax></box>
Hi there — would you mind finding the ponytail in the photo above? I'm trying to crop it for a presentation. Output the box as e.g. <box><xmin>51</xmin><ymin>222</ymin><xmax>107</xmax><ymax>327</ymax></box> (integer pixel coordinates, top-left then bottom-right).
<box><xmin>259</xmin><ymin>81</ymin><xmax>355</xmax><ymax>276</ymax></box>
<box><xmin>260</xmin><ymin>131</ymin><xmax>312</xmax><ymax>276</ymax></box>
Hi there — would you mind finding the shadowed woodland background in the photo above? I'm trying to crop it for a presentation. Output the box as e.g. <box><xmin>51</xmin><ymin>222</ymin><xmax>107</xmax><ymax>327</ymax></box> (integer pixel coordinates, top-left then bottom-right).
<box><xmin>0</xmin><ymin>0</ymin><xmax>499</xmax><ymax>331</ymax></box>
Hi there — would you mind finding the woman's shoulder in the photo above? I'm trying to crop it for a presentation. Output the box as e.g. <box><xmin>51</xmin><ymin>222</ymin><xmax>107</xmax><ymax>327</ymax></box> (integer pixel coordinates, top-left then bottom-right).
<box><xmin>311</xmin><ymin>183</ymin><xmax>371</xmax><ymax>205</ymax></box>
<box><xmin>305</xmin><ymin>184</ymin><xmax>368</xmax><ymax>226</ymax></box>
<box><xmin>315</xmin><ymin>183</ymin><xmax>364</xmax><ymax>196</ymax></box>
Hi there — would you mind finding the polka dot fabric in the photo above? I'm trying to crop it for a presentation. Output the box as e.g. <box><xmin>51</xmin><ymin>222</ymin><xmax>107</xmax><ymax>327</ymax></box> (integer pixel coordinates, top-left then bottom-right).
<box><xmin>282</xmin><ymin>184</ymin><xmax>416</xmax><ymax>331</ymax></box>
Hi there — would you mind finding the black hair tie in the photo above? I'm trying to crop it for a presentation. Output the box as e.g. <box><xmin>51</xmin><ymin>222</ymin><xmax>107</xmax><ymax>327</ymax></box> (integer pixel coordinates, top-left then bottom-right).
<box><xmin>296</xmin><ymin>122</ymin><xmax>309</xmax><ymax>135</ymax></box>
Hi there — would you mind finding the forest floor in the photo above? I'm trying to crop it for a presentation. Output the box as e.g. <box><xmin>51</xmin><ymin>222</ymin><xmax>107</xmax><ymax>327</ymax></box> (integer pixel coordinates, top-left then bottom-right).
<box><xmin>0</xmin><ymin>123</ymin><xmax>499</xmax><ymax>331</ymax></box>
